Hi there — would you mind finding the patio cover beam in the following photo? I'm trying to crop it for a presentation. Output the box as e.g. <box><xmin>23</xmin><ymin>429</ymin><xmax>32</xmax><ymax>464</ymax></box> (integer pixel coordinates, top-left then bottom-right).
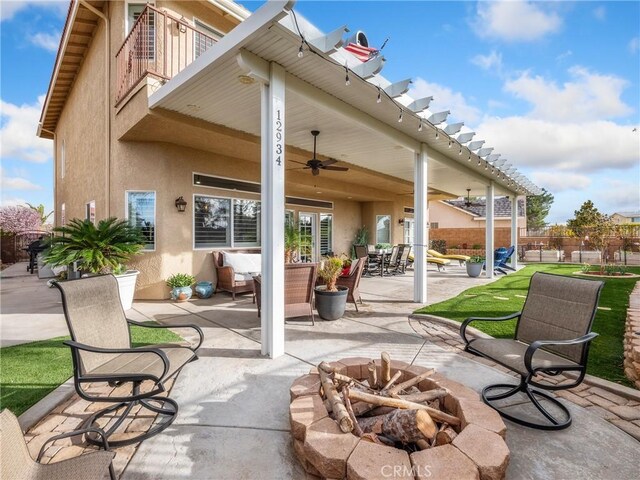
<box><xmin>414</xmin><ymin>144</ymin><xmax>428</xmax><ymax>303</ymax></box>
<box><xmin>485</xmin><ymin>182</ymin><xmax>495</xmax><ymax>279</ymax></box>
<box><xmin>260</xmin><ymin>62</ymin><xmax>286</xmax><ymax>358</ymax></box>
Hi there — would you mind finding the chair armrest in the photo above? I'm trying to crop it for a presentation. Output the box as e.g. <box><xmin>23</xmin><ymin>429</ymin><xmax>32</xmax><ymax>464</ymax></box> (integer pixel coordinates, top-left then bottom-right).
<box><xmin>216</xmin><ymin>265</ymin><xmax>235</xmax><ymax>288</ymax></box>
<box><xmin>63</xmin><ymin>340</ymin><xmax>170</xmax><ymax>381</ymax></box>
<box><xmin>126</xmin><ymin>319</ymin><xmax>204</xmax><ymax>351</ymax></box>
<box><xmin>37</xmin><ymin>426</ymin><xmax>111</xmax><ymax>462</ymax></box>
<box><xmin>460</xmin><ymin>312</ymin><xmax>522</xmax><ymax>345</ymax></box>
<box><xmin>524</xmin><ymin>333</ymin><xmax>598</xmax><ymax>374</ymax></box>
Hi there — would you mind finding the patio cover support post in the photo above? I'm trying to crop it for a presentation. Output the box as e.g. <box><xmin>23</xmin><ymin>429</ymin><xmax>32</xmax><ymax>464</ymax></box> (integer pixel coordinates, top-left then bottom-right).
<box><xmin>485</xmin><ymin>182</ymin><xmax>495</xmax><ymax>279</ymax></box>
<box><xmin>413</xmin><ymin>143</ymin><xmax>428</xmax><ymax>303</ymax></box>
<box><xmin>260</xmin><ymin>62</ymin><xmax>286</xmax><ymax>358</ymax></box>
<box><xmin>511</xmin><ymin>195</ymin><xmax>518</xmax><ymax>270</ymax></box>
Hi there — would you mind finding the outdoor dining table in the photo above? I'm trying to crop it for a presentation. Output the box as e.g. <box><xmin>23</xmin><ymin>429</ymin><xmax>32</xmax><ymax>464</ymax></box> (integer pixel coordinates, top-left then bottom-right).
<box><xmin>368</xmin><ymin>251</ymin><xmax>392</xmax><ymax>277</ymax></box>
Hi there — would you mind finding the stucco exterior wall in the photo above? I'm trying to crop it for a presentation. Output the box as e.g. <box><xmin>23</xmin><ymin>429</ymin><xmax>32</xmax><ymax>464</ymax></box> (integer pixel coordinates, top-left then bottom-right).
<box><xmin>428</xmin><ymin>200</ymin><xmax>525</xmax><ymax>229</ymax></box>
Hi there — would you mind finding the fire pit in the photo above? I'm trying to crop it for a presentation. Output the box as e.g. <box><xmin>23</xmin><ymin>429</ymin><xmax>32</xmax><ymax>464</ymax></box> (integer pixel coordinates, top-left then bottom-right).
<box><xmin>289</xmin><ymin>355</ymin><xmax>510</xmax><ymax>480</ymax></box>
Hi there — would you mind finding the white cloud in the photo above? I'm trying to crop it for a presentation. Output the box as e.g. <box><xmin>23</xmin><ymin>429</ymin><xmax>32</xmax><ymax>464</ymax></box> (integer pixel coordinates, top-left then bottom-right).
<box><xmin>410</xmin><ymin>77</ymin><xmax>481</xmax><ymax>124</ymax></box>
<box><xmin>504</xmin><ymin>66</ymin><xmax>633</xmax><ymax>122</ymax></box>
<box><xmin>29</xmin><ymin>31</ymin><xmax>60</xmax><ymax>52</ymax></box>
<box><xmin>555</xmin><ymin>50</ymin><xmax>572</xmax><ymax>63</ymax></box>
<box><xmin>471</xmin><ymin>50</ymin><xmax>503</xmax><ymax>72</ymax></box>
<box><xmin>1</xmin><ymin>0</ymin><xmax>67</xmax><ymax>22</ymax></box>
<box><xmin>0</xmin><ymin>167</ymin><xmax>42</xmax><ymax>190</ymax></box>
<box><xmin>595</xmin><ymin>178</ymin><xmax>640</xmax><ymax>211</ymax></box>
<box><xmin>0</xmin><ymin>197</ymin><xmax>28</xmax><ymax>207</ymax></box>
<box><xmin>529</xmin><ymin>171</ymin><xmax>591</xmax><ymax>193</ymax></box>
<box><xmin>475</xmin><ymin>117</ymin><xmax>639</xmax><ymax>173</ymax></box>
<box><xmin>629</xmin><ymin>37</ymin><xmax>640</xmax><ymax>55</ymax></box>
<box><xmin>474</xmin><ymin>1</ymin><xmax>562</xmax><ymax>42</ymax></box>
<box><xmin>0</xmin><ymin>95</ymin><xmax>52</xmax><ymax>163</ymax></box>
<box><xmin>593</xmin><ymin>6</ymin><xmax>606</xmax><ymax>21</ymax></box>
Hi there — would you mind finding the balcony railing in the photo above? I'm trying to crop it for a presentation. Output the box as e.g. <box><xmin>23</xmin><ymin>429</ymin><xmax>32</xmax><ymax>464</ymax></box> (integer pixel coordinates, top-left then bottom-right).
<box><xmin>116</xmin><ymin>5</ymin><xmax>218</xmax><ymax>105</ymax></box>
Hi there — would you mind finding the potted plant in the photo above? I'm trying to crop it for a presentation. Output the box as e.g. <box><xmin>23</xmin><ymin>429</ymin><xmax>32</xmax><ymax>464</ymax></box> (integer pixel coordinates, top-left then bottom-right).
<box><xmin>314</xmin><ymin>256</ymin><xmax>349</xmax><ymax>320</ymax></box>
<box><xmin>466</xmin><ymin>256</ymin><xmax>484</xmax><ymax>278</ymax></box>
<box><xmin>340</xmin><ymin>255</ymin><xmax>353</xmax><ymax>277</ymax></box>
<box><xmin>167</xmin><ymin>273</ymin><xmax>196</xmax><ymax>301</ymax></box>
<box><xmin>285</xmin><ymin>221</ymin><xmax>302</xmax><ymax>263</ymax></box>
<box><xmin>42</xmin><ymin>218</ymin><xmax>144</xmax><ymax>310</ymax></box>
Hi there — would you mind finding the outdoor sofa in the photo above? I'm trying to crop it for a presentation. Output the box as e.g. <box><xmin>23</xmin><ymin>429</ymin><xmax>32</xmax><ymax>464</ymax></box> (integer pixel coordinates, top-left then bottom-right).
<box><xmin>213</xmin><ymin>250</ymin><xmax>261</xmax><ymax>299</ymax></box>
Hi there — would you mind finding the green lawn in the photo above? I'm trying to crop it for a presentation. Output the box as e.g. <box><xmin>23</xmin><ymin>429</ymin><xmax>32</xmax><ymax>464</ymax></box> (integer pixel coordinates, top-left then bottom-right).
<box><xmin>0</xmin><ymin>323</ymin><xmax>183</xmax><ymax>416</ymax></box>
<box><xmin>416</xmin><ymin>264</ymin><xmax>640</xmax><ymax>386</ymax></box>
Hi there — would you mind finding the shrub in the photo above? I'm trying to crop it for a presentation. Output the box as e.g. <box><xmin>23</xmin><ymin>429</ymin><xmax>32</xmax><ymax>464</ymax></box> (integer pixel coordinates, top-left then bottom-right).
<box><xmin>318</xmin><ymin>256</ymin><xmax>344</xmax><ymax>292</ymax></box>
<box><xmin>471</xmin><ymin>244</ymin><xmax>483</xmax><ymax>250</ymax></box>
<box><xmin>469</xmin><ymin>256</ymin><xmax>485</xmax><ymax>263</ymax></box>
<box><xmin>429</xmin><ymin>239</ymin><xmax>446</xmax><ymax>253</ymax></box>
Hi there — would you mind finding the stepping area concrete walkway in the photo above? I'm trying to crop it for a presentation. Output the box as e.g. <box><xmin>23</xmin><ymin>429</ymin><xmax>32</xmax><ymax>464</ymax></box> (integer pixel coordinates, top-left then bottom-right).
<box><xmin>2</xmin><ymin>262</ymin><xmax>639</xmax><ymax>479</ymax></box>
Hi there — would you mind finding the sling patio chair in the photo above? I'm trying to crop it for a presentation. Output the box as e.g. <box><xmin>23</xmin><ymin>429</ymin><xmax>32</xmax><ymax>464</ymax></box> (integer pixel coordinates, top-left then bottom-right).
<box><xmin>460</xmin><ymin>272</ymin><xmax>603</xmax><ymax>430</ymax></box>
<box><xmin>427</xmin><ymin>249</ymin><xmax>470</xmax><ymax>266</ymax></box>
<box><xmin>0</xmin><ymin>409</ymin><xmax>116</xmax><ymax>480</ymax></box>
<box><xmin>354</xmin><ymin>244</ymin><xmax>381</xmax><ymax>276</ymax></box>
<box><xmin>336</xmin><ymin>257</ymin><xmax>366</xmax><ymax>312</ymax></box>
<box><xmin>53</xmin><ymin>275</ymin><xmax>204</xmax><ymax>447</ymax></box>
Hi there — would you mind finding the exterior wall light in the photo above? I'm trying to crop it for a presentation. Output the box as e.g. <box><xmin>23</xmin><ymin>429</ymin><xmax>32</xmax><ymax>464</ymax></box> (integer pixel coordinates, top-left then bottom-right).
<box><xmin>175</xmin><ymin>196</ymin><xmax>187</xmax><ymax>213</ymax></box>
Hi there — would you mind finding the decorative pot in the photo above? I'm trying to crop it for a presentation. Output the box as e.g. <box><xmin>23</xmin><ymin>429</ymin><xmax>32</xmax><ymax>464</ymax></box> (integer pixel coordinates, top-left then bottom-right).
<box><xmin>466</xmin><ymin>262</ymin><xmax>483</xmax><ymax>278</ymax></box>
<box><xmin>115</xmin><ymin>270</ymin><xmax>139</xmax><ymax>310</ymax></box>
<box><xmin>171</xmin><ymin>286</ymin><xmax>193</xmax><ymax>302</ymax></box>
<box><xmin>194</xmin><ymin>281</ymin><xmax>214</xmax><ymax>299</ymax></box>
<box><xmin>314</xmin><ymin>286</ymin><xmax>349</xmax><ymax>321</ymax></box>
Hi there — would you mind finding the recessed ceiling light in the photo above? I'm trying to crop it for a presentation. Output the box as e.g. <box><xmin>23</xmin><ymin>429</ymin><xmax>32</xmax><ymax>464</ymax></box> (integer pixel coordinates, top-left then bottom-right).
<box><xmin>186</xmin><ymin>104</ymin><xmax>200</xmax><ymax>110</ymax></box>
<box><xmin>238</xmin><ymin>74</ymin><xmax>256</xmax><ymax>84</ymax></box>
<box><xmin>316</xmin><ymin>191</ymin><xmax>322</xmax><ymax>194</ymax></box>
<box><xmin>347</xmin><ymin>196</ymin><xmax>353</xmax><ymax>199</ymax></box>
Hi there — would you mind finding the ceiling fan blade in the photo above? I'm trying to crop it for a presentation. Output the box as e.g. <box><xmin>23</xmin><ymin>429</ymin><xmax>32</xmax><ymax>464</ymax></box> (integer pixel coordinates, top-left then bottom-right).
<box><xmin>312</xmin><ymin>168</ymin><xmax>320</xmax><ymax>176</ymax></box>
<box><xmin>322</xmin><ymin>166</ymin><xmax>349</xmax><ymax>171</ymax></box>
<box><xmin>303</xmin><ymin>166</ymin><xmax>311</xmax><ymax>169</ymax></box>
<box><xmin>320</xmin><ymin>159</ymin><xmax>338</xmax><ymax>167</ymax></box>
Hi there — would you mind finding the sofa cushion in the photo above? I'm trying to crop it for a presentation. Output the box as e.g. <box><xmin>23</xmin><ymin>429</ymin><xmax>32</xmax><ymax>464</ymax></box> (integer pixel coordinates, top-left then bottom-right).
<box><xmin>223</xmin><ymin>252</ymin><xmax>261</xmax><ymax>274</ymax></box>
<box><xmin>234</xmin><ymin>273</ymin><xmax>255</xmax><ymax>283</ymax></box>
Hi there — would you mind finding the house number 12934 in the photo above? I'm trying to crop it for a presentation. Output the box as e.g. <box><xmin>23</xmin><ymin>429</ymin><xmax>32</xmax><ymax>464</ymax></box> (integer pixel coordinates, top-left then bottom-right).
<box><xmin>274</xmin><ymin>100</ymin><xmax>283</xmax><ymax>167</ymax></box>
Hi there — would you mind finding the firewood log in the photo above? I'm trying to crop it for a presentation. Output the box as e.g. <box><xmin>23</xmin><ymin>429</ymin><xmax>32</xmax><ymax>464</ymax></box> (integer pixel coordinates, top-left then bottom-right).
<box><xmin>381</xmin><ymin>352</ymin><xmax>392</xmax><ymax>385</ymax></box>
<box><xmin>319</xmin><ymin>367</ymin><xmax>354</xmax><ymax>433</ymax></box>
<box><xmin>435</xmin><ymin>425</ymin><xmax>457</xmax><ymax>446</ymax></box>
<box><xmin>415</xmin><ymin>439</ymin><xmax>431</xmax><ymax>450</ymax></box>
<box><xmin>399</xmin><ymin>389</ymin><xmax>448</xmax><ymax>403</ymax></box>
<box><xmin>348</xmin><ymin>390</ymin><xmax>461</xmax><ymax>426</ymax></box>
<box><xmin>386</xmin><ymin>369</ymin><xmax>435</xmax><ymax>397</ymax></box>
<box><xmin>382</xmin><ymin>371</ymin><xmax>402</xmax><ymax>391</ymax></box>
<box><xmin>367</xmin><ymin>361</ymin><xmax>378</xmax><ymax>389</ymax></box>
<box><xmin>364</xmin><ymin>406</ymin><xmax>397</xmax><ymax>417</ymax></box>
<box><xmin>357</xmin><ymin>409</ymin><xmax>437</xmax><ymax>442</ymax></box>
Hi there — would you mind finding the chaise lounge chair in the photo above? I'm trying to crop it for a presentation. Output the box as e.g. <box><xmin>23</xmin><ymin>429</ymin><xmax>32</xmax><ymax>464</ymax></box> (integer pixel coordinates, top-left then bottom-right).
<box><xmin>409</xmin><ymin>253</ymin><xmax>451</xmax><ymax>271</ymax></box>
<box><xmin>53</xmin><ymin>275</ymin><xmax>204</xmax><ymax>447</ymax></box>
<box><xmin>460</xmin><ymin>272</ymin><xmax>603</xmax><ymax>430</ymax></box>
<box><xmin>427</xmin><ymin>249</ymin><xmax>470</xmax><ymax>265</ymax></box>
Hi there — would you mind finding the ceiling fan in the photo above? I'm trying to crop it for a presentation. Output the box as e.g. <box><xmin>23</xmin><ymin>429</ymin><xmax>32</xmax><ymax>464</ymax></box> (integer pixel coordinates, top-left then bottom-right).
<box><xmin>291</xmin><ymin>130</ymin><xmax>349</xmax><ymax>176</ymax></box>
<box><xmin>463</xmin><ymin>188</ymin><xmax>483</xmax><ymax>207</ymax></box>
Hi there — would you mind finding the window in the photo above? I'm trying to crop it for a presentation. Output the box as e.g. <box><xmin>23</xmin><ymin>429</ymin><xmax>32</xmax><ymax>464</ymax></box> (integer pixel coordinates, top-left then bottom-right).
<box><xmin>285</xmin><ymin>210</ymin><xmax>295</xmax><ymax>226</ymax></box>
<box><xmin>194</xmin><ymin>196</ymin><xmax>261</xmax><ymax>249</ymax></box>
<box><xmin>403</xmin><ymin>218</ymin><xmax>415</xmax><ymax>245</ymax></box>
<box><xmin>194</xmin><ymin>19</ymin><xmax>221</xmax><ymax>58</ymax></box>
<box><xmin>86</xmin><ymin>201</ymin><xmax>96</xmax><ymax>225</ymax></box>
<box><xmin>60</xmin><ymin>203</ymin><xmax>65</xmax><ymax>226</ymax></box>
<box><xmin>60</xmin><ymin>139</ymin><xmax>65</xmax><ymax>179</ymax></box>
<box><xmin>320</xmin><ymin>213</ymin><xmax>332</xmax><ymax>256</ymax></box>
<box><xmin>126</xmin><ymin>191</ymin><xmax>155</xmax><ymax>250</ymax></box>
<box><xmin>233</xmin><ymin>199</ymin><xmax>260</xmax><ymax>247</ymax></box>
<box><xmin>430</xmin><ymin>222</ymin><xmax>439</xmax><ymax>229</ymax></box>
<box><xmin>375</xmin><ymin>215</ymin><xmax>391</xmax><ymax>244</ymax></box>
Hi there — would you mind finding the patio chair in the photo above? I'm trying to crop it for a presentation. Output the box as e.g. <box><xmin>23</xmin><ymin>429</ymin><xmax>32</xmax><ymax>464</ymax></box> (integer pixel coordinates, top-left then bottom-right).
<box><xmin>495</xmin><ymin>246</ymin><xmax>516</xmax><ymax>273</ymax></box>
<box><xmin>254</xmin><ymin>263</ymin><xmax>317</xmax><ymax>324</ymax></box>
<box><xmin>355</xmin><ymin>244</ymin><xmax>380</xmax><ymax>276</ymax></box>
<box><xmin>460</xmin><ymin>272</ymin><xmax>603</xmax><ymax>430</ymax></box>
<box><xmin>383</xmin><ymin>245</ymin><xmax>400</xmax><ymax>274</ymax></box>
<box><xmin>395</xmin><ymin>244</ymin><xmax>412</xmax><ymax>274</ymax></box>
<box><xmin>427</xmin><ymin>249</ymin><xmax>470</xmax><ymax>266</ymax></box>
<box><xmin>336</xmin><ymin>257</ymin><xmax>366</xmax><ymax>312</ymax></box>
<box><xmin>0</xmin><ymin>409</ymin><xmax>116</xmax><ymax>480</ymax></box>
<box><xmin>53</xmin><ymin>275</ymin><xmax>204</xmax><ymax>447</ymax></box>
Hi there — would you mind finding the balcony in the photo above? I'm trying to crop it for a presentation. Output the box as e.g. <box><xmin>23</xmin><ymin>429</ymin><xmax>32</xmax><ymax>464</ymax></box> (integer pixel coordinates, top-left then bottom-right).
<box><xmin>116</xmin><ymin>5</ymin><xmax>218</xmax><ymax>105</ymax></box>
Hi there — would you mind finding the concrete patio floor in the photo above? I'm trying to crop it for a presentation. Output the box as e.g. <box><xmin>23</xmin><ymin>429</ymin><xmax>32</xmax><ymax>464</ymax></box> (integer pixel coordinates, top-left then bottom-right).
<box><xmin>2</xmin><ymin>262</ymin><xmax>638</xmax><ymax>479</ymax></box>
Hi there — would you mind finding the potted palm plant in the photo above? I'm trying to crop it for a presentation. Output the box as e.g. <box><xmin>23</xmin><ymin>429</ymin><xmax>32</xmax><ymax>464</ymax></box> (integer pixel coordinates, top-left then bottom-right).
<box><xmin>42</xmin><ymin>217</ymin><xmax>145</xmax><ymax>310</ymax></box>
<box><xmin>167</xmin><ymin>273</ymin><xmax>196</xmax><ymax>301</ymax></box>
<box><xmin>466</xmin><ymin>256</ymin><xmax>485</xmax><ymax>278</ymax></box>
<box><xmin>314</xmin><ymin>256</ymin><xmax>349</xmax><ymax>320</ymax></box>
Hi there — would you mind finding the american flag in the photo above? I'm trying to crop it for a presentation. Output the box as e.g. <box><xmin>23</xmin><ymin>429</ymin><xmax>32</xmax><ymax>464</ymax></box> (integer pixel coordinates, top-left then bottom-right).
<box><xmin>344</xmin><ymin>43</ymin><xmax>379</xmax><ymax>62</ymax></box>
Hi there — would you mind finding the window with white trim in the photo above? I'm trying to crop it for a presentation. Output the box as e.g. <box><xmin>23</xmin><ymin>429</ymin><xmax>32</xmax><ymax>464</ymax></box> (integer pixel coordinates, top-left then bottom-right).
<box><xmin>194</xmin><ymin>195</ymin><xmax>260</xmax><ymax>249</ymax></box>
<box><xmin>126</xmin><ymin>191</ymin><xmax>155</xmax><ymax>250</ymax></box>
<box><xmin>60</xmin><ymin>203</ymin><xmax>65</xmax><ymax>226</ymax></box>
<box><xmin>375</xmin><ymin>215</ymin><xmax>391</xmax><ymax>244</ymax></box>
<box><xmin>320</xmin><ymin>213</ymin><xmax>332</xmax><ymax>256</ymax></box>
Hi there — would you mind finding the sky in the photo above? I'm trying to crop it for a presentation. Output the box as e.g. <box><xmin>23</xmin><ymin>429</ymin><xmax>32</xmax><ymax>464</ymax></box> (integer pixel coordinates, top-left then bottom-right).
<box><xmin>1</xmin><ymin>0</ymin><xmax>639</xmax><ymax>224</ymax></box>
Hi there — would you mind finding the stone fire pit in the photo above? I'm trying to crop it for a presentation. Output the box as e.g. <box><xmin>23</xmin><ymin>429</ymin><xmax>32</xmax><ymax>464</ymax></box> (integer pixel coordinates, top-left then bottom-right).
<box><xmin>289</xmin><ymin>357</ymin><xmax>510</xmax><ymax>480</ymax></box>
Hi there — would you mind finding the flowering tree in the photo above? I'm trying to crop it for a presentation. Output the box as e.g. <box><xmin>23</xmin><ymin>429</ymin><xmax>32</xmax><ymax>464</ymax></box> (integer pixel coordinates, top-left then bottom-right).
<box><xmin>567</xmin><ymin>200</ymin><xmax>615</xmax><ymax>273</ymax></box>
<box><xmin>0</xmin><ymin>205</ymin><xmax>44</xmax><ymax>235</ymax></box>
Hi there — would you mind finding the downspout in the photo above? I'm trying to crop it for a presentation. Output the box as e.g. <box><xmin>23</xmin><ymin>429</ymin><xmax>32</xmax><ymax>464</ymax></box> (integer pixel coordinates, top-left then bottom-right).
<box><xmin>39</xmin><ymin>126</ymin><xmax>57</xmax><ymax>226</ymax></box>
<box><xmin>79</xmin><ymin>0</ymin><xmax>110</xmax><ymax>217</ymax></box>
